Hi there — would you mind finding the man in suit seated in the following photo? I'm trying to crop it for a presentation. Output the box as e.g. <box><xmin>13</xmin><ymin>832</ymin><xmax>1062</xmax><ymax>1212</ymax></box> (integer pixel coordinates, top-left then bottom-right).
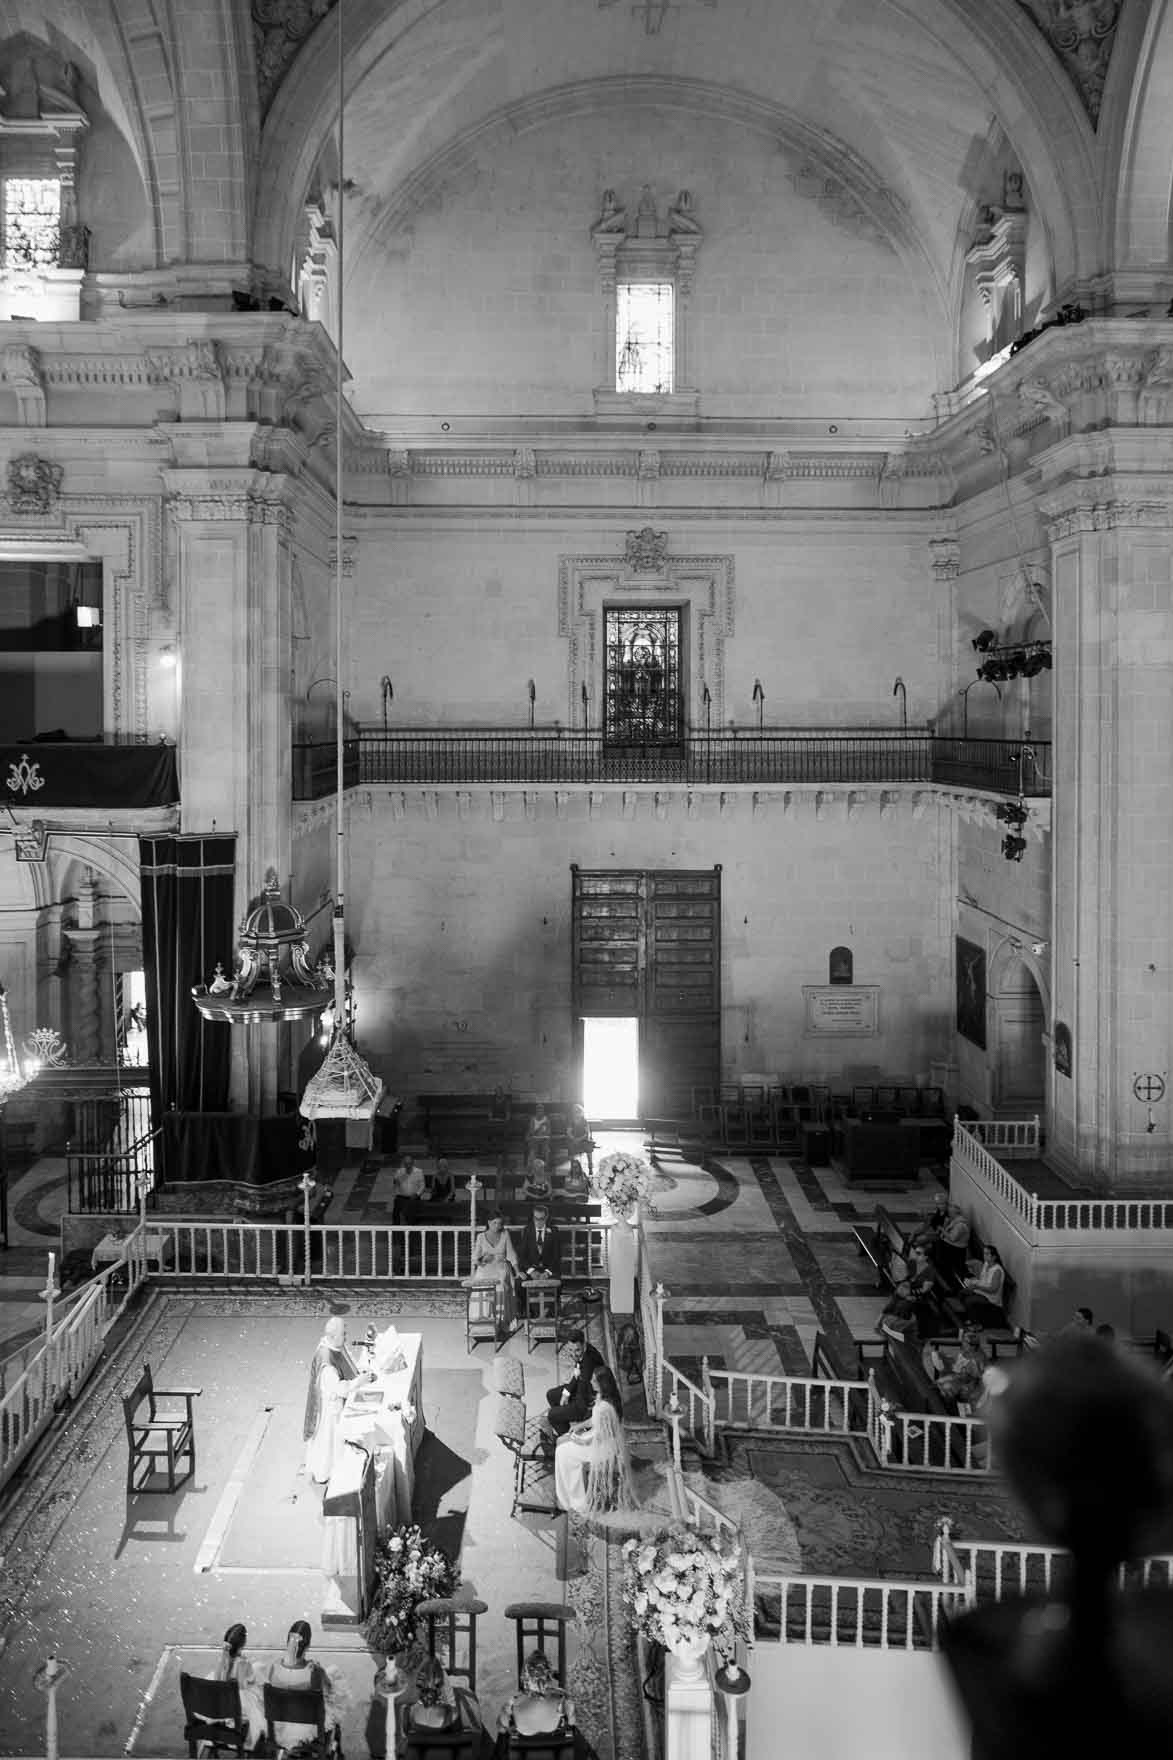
<box><xmin>519</xmin><ymin>1201</ymin><xmax>563</xmax><ymax>1283</ymax></box>
<box><xmin>543</xmin><ymin>1330</ymin><xmax>604</xmax><ymax>1448</ymax></box>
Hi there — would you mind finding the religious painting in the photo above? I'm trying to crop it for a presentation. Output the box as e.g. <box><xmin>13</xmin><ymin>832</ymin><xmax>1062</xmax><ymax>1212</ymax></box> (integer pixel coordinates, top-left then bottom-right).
<box><xmin>956</xmin><ymin>937</ymin><xmax>987</xmax><ymax>1049</ymax></box>
<box><xmin>1053</xmin><ymin>1020</ymin><xmax>1072</xmax><ymax>1078</ymax></box>
<box><xmin>828</xmin><ymin>945</ymin><xmax>853</xmax><ymax>985</ymax></box>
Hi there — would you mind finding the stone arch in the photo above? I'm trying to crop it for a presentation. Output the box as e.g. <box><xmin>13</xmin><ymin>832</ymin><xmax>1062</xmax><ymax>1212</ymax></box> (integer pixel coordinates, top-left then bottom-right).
<box><xmin>251</xmin><ymin>0</ymin><xmax>1100</xmax><ymax>317</ymax></box>
<box><xmin>1109</xmin><ymin>0</ymin><xmax>1173</xmax><ymax>283</ymax></box>
<box><xmin>987</xmin><ymin>938</ymin><xmax>1050</xmax><ymax>1118</ymax></box>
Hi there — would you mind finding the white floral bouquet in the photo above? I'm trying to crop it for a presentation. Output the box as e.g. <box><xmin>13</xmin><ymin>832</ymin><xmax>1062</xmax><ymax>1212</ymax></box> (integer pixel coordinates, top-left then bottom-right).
<box><xmin>622</xmin><ymin>1523</ymin><xmax>751</xmax><ymax>1657</ymax></box>
<box><xmin>363</xmin><ymin>1523</ymin><xmax>458</xmax><ymax>1656</ymax></box>
<box><xmin>592</xmin><ymin>1149</ymin><xmax>655</xmax><ymax>1214</ymax></box>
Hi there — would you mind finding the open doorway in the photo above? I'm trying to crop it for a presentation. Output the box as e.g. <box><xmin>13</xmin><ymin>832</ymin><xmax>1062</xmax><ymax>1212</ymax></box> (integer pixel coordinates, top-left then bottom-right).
<box><xmin>583</xmin><ymin>1017</ymin><xmax>639</xmax><ymax>1120</ymax></box>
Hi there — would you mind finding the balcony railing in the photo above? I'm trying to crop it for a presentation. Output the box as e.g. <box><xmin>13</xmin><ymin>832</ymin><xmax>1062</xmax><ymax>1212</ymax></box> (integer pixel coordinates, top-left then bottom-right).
<box><xmin>291</xmin><ymin>728</ymin><xmax>1052</xmax><ymax>799</ymax></box>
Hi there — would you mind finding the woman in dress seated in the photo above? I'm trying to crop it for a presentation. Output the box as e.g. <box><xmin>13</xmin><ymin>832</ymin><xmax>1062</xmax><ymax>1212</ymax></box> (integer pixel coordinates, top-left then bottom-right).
<box><xmin>467</xmin><ymin>1212</ymin><xmax>520</xmax><ymax>1340</ymax></box>
<box><xmin>554</xmin><ymin>1366</ymin><xmax>637</xmax><ymax>1517</ymax></box>
<box><xmin>566</xmin><ymin>1103</ymin><xmax>595</xmax><ymax>1176</ymax></box>
<box><xmin>399</xmin><ymin>1655</ymin><xmax>491</xmax><ymax>1757</ymax></box>
<box><xmin>428</xmin><ymin>1156</ymin><xmax>456</xmax><ymax>1203</ymax></box>
<box><xmin>198</xmin><ymin>1622</ymin><xmax>265</xmax><ymax>1752</ymax></box>
<box><xmin>495</xmin><ymin>1651</ymin><xmax>583</xmax><ymax>1758</ymax></box>
<box><xmin>266</xmin><ymin>1620</ymin><xmax>345</xmax><ymax>1750</ymax></box>
<box><xmin>519</xmin><ymin>1151</ymin><xmax>552</xmax><ymax>1203</ymax></box>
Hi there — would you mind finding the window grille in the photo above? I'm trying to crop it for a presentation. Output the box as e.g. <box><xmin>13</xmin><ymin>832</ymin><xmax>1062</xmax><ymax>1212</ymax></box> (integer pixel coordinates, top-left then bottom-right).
<box><xmin>615</xmin><ymin>282</ymin><xmax>674</xmax><ymax>393</ymax></box>
<box><xmin>3</xmin><ymin>178</ymin><xmax>61</xmax><ymax>270</ymax></box>
<box><xmin>603</xmin><ymin>607</ymin><xmax>684</xmax><ymax>746</ymax></box>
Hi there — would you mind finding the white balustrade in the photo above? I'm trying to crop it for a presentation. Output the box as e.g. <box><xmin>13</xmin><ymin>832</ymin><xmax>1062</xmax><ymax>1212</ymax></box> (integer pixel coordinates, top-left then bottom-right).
<box><xmin>705</xmin><ymin>1367</ymin><xmax>872</xmax><ymax>1435</ymax></box>
<box><xmin>752</xmin><ymin>1572</ymin><xmax>967</xmax><ymax>1650</ymax></box>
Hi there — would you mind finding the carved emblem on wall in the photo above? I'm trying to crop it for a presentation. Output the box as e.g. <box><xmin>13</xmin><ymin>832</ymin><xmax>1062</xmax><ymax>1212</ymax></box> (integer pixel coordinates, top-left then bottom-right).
<box><xmin>1016</xmin><ymin>0</ymin><xmax>1120</xmax><ymax>125</ymax></box>
<box><xmin>6</xmin><ymin>453</ymin><xmax>62</xmax><ymax>514</ymax></box>
<box><xmin>252</xmin><ymin>0</ymin><xmax>336</xmax><ymax>118</ymax></box>
<box><xmin>624</xmin><ymin>527</ymin><xmax>669</xmax><ymax>572</ymax></box>
<box><xmin>5</xmin><ymin>754</ymin><xmax>45</xmax><ymax>796</ymax></box>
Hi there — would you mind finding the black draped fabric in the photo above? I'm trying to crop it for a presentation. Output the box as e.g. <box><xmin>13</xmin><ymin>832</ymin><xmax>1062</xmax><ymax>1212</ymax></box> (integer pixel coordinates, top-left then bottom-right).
<box><xmin>161</xmin><ymin>1111</ymin><xmax>316</xmax><ymax>1185</ymax></box>
<box><xmin>139</xmin><ymin>835</ymin><xmax>235</xmax><ymax>1149</ymax></box>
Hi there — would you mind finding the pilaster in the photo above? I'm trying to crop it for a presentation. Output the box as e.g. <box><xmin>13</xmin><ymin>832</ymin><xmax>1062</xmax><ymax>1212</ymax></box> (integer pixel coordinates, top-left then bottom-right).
<box><xmin>1041</xmin><ymin>478</ymin><xmax>1173</xmax><ymax>1181</ymax></box>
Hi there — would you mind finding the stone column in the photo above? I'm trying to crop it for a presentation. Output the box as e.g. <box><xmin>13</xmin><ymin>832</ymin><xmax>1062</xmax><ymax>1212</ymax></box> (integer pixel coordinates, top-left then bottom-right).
<box><xmin>64</xmin><ymin>929</ymin><xmax>102</xmax><ymax>1066</ymax></box>
<box><xmin>164</xmin><ymin>462</ymin><xmax>300</xmax><ymax>1115</ymax></box>
<box><xmin>1041</xmin><ymin>482</ymin><xmax>1173</xmax><ymax>1182</ymax></box>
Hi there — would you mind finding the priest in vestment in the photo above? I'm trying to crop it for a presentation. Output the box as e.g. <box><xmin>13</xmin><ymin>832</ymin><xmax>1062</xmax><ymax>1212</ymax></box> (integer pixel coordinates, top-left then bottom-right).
<box><xmin>303</xmin><ymin>1316</ymin><xmax>364</xmax><ymax>1484</ymax></box>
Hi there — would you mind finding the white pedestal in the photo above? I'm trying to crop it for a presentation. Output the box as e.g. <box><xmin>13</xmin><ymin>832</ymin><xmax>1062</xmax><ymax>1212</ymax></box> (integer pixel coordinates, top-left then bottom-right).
<box><xmin>608</xmin><ymin>1215</ymin><xmax>637</xmax><ymax>1316</ymax></box>
<box><xmin>665</xmin><ymin>1659</ymin><xmax>714</xmax><ymax>1760</ymax></box>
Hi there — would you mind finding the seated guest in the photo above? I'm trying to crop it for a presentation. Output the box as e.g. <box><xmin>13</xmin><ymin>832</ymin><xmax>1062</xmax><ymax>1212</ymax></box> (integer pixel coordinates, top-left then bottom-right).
<box><xmin>960</xmin><ymin>1244</ymin><xmax>1007</xmax><ymax>1324</ymax></box>
<box><xmin>562</xmin><ymin>1154</ymin><xmax>590</xmax><ymax>1197</ymax></box>
<box><xmin>525</xmin><ymin>1102</ymin><xmax>552</xmax><ymax>1159</ymax></box>
<box><xmin>266</xmin><ymin>1621</ymin><xmax>344</xmax><ymax>1749</ymax></box>
<box><xmin>1063</xmin><ymin>1304</ymin><xmax>1095</xmax><ymax>1334</ymax></box>
<box><xmin>876</xmin><ymin>1280</ymin><xmax>920</xmax><ymax>1345</ymax></box>
<box><xmin>466</xmin><ymin>1212</ymin><xmax>520</xmax><ymax>1340</ymax></box>
<box><xmin>554</xmin><ymin>1365</ymin><xmax>636</xmax><ymax>1516</ymax></box>
<box><xmin>566</xmin><ymin>1102</ymin><xmax>595</xmax><ymax>1175</ymax></box>
<box><xmin>400</xmin><ymin>1655</ymin><xmax>490</xmax><ymax>1755</ymax></box>
<box><xmin>545</xmin><ymin>1329</ymin><xmax>605</xmax><ymax>1437</ymax></box>
<box><xmin>935</xmin><ymin>1206</ymin><xmax>972</xmax><ymax>1278</ymax></box>
<box><xmin>490</xmin><ymin>1084</ymin><xmax>512</xmax><ymax>1121</ymax></box>
<box><xmin>912</xmin><ymin>1191</ymin><xmax>951</xmax><ymax>1248</ymax></box>
<box><xmin>496</xmin><ymin>1651</ymin><xmax>581</xmax><ymax>1757</ymax></box>
<box><xmin>428</xmin><ymin>1156</ymin><xmax>456</xmax><ymax>1203</ymax></box>
<box><xmin>926</xmin><ymin>1324</ymin><xmax>989</xmax><ymax>1408</ymax></box>
<box><xmin>391</xmin><ymin>1154</ymin><xmax>427</xmax><ymax>1224</ymax></box>
<box><xmin>198</xmin><ymin>1622</ymin><xmax>265</xmax><ymax>1752</ymax></box>
<box><xmin>519</xmin><ymin>1151</ymin><xmax>552</xmax><ymax>1203</ymax></box>
<box><xmin>520</xmin><ymin>1201</ymin><xmax>563</xmax><ymax>1281</ymax></box>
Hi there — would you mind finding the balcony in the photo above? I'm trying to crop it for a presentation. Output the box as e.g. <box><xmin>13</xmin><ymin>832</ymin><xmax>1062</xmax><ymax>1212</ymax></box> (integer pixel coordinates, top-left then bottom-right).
<box><xmin>1</xmin><ymin>737</ymin><xmax>179</xmax><ymax>809</ymax></box>
<box><xmin>291</xmin><ymin>728</ymin><xmax>1052</xmax><ymax>799</ymax></box>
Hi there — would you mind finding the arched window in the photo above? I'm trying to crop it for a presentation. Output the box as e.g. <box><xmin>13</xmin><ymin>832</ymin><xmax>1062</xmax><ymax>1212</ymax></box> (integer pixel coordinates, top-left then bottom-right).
<box><xmin>0</xmin><ymin>42</ymin><xmax>89</xmax><ymax>321</ymax></box>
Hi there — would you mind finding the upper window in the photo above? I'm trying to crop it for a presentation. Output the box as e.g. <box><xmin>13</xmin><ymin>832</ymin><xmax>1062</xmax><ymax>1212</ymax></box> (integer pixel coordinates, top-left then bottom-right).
<box><xmin>616</xmin><ymin>282</ymin><xmax>674</xmax><ymax>394</ymax></box>
<box><xmin>3</xmin><ymin>176</ymin><xmax>61</xmax><ymax>269</ymax></box>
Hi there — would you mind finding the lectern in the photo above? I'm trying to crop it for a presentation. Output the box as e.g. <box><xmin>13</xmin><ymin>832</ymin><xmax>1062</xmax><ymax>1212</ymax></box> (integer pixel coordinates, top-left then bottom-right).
<box><xmin>321</xmin><ymin>1442</ymin><xmax>377</xmax><ymax>1625</ymax></box>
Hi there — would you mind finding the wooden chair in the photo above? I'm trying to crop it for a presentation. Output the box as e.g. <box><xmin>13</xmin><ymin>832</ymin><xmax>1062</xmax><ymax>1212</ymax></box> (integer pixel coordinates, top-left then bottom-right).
<box><xmin>122</xmin><ymin>1362</ymin><xmax>202</xmax><ymax>1495</ymax></box>
<box><xmin>495</xmin><ymin>1395</ymin><xmax>557</xmax><ymax>1518</ymax></box>
<box><xmin>505</xmin><ymin>1734</ymin><xmax>577</xmax><ymax>1760</ymax></box>
<box><xmin>523</xmin><ymin>1278</ymin><xmax>561</xmax><ymax>1353</ymax></box>
<box><xmin>179</xmin><ymin>1673</ymin><xmax>246</xmax><ymax>1758</ymax></box>
<box><xmin>466</xmin><ymin>1284</ymin><xmax>498</xmax><ymax>1353</ymax></box>
<box><xmin>503</xmin><ymin>1602</ymin><xmax>578</xmax><ymax>1688</ymax></box>
<box><xmin>403</xmin><ymin>1731</ymin><xmax>478</xmax><ymax>1760</ymax></box>
<box><xmin>262</xmin><ymin>1682</ymin><xmax>341</xmax><ymax>1760</ymax></box>
<box><xmin>414</xmin><ymin>1595</ymin><xmax>489</xmax><ymax>1696</ymax></box>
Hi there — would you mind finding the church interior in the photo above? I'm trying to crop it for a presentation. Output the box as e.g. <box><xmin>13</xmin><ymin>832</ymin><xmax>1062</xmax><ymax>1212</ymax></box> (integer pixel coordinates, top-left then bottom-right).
<box><xmin>3</xmin><ymin>0</ymin><xmax>1173</xmax><ymax>1756</ymax></box>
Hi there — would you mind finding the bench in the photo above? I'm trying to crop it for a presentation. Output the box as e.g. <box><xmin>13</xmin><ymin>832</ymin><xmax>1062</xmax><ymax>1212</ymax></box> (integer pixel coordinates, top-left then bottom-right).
<box><xmin>122</xmin><ymin>1361</ymin><xmax>201</xmax><ymax>1495</ymax></box>
<box><xmin>938</xmin><ymin>1219</ymin><xmax>1017</xmax><ymax>1333</ymax></box>
<box><xmin>852</xmin><ymin>1205</ymin><xmax>911</xmax><ymax>1288</ymax></box>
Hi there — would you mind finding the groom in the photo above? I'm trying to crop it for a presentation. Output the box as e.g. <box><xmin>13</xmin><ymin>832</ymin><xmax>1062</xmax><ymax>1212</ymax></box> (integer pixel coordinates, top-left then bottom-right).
<box><xmin>544</xmin><ymin>1329</ymin><xmax>604</xmax><ymax>1442</ymax></box>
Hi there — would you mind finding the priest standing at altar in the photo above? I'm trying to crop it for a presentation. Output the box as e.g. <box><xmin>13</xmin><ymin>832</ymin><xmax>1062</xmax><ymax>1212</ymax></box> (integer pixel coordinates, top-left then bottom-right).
<box><xmin>303</xmin><ymin>1316</ymin><xmax>369</xmax><ymax>1484</ymax></box>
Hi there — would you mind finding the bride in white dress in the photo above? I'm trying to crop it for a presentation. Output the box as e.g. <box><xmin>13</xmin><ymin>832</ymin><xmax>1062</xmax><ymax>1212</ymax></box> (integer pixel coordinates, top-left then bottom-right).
<box><xmin>554</xmin><ymin>1366</ymin><xmax>637</xmax><ymax>1516</ymax></box>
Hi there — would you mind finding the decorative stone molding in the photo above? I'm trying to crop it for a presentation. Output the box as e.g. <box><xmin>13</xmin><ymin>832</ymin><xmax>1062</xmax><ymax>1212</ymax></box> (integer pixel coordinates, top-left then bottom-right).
<box><xmin>253</xmin><ymin>0</ymin><xmax>338</xmax><ymax>118</ymax></box>
<box><xmin>1015</xmin><ymin>0</ymin><xmax>1120</xmax><ymax>125</ymax></box>
<box><xmin>12</xmin><ymin>818</ymin><xmax>49</xmax><ymax>862</ymax></box>
<box><xmin>966</xmin><ymin>205</ymin><xmax>1027</xmax><ymax>347</ymax></box>
<box><xmin>929</xmin><ymin>537</ymin><xmax>961</xmax><ymax>582</ymax></box>
<box><xmin>1044</xmin><ymin>497</ymin><xmax>1173</xmax><ymax>539</ymax></box>
<box><xmin>1</xmin><ymin>347</ymin><xmax>47</xmax><ymax>425</ymax></box>
<box><xmin>145</xmin><ymin>342</ymin><xmax>227</xmax><ymax>421</ymax></box>
<box><xmin>5</xmin><ymin>453</ymin><xmax>63</xmax><ymax>515</ymax></box>
<box><xmin>558</xmin><ymin>541</ymin><xmax>734</xmax><ymax>728</ymax></box>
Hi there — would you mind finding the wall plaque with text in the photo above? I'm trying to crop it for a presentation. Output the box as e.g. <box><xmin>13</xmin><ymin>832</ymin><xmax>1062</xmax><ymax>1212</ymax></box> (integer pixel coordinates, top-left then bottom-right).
<box><xmin>802</xmin><ymin>985</ymin><xmax>880</xmax><ymax>1037</ymax></box>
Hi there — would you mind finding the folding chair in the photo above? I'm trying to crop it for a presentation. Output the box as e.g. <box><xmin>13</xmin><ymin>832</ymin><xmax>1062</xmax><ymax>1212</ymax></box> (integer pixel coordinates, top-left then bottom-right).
<box><xmin>179</xmin><ymin>1674</ymin><xmax>246</xmax><ymax>1758</ymax></box>
<box><xmin>403</xmin><ymin>1732</ymin><xmax>477</xmax><ymax>1760</ymax></box>
<box><xmin>502</xmin><ymin>1602</ymin><xmax>578</xmax><ymax>1688</ymax></box>
<box><xmin>495</xmin><ymin>1394</ymin><xmax>557</xmax><ymax>1517</ymax></box>
<box><xmin>523</xmin><ymin>1278</ymin><xmax>562</xmax><ymax>1353</ymax></box>
<box><xmin>414</xmin><ymin>1595</ymin><xmax>489</xmax><ymax>1696</ymax></box>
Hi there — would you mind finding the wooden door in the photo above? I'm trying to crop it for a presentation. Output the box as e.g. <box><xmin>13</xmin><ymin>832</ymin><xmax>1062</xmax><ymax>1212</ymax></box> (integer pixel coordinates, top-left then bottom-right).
<box><xmin>571</xmin><ymin>865</ymin><xmax>721</xmax><ymax>1117</ymax></box>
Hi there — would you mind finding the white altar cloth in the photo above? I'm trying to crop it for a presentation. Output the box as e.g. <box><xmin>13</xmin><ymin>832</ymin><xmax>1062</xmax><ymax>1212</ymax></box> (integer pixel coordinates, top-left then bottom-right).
<box><xmin>337</xmin><ymin>1330</ymin><xmax>425</xmax><ymax>1531</ymax></box>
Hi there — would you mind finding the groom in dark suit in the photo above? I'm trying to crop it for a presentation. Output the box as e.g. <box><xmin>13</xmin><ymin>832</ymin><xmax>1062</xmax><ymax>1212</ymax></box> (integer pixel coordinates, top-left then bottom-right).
<box><xmin>544</xmin><ymin>1329</ymin><xmax>604</xmax><ymax>1439</ymax></box>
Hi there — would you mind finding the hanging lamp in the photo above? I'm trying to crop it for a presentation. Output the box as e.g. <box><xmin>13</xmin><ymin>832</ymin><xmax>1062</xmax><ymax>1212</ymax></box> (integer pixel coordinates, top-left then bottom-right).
<box><xmin>299</xmin><ymin>0</ymin><xmax>383</xmax><ymax>1126</ymax></box>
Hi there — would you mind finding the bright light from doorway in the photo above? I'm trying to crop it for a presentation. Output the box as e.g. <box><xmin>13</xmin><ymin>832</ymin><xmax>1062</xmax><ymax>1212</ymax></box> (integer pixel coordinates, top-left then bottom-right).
<box><xmin>582</xmin><ymin>1016</ymin><xmax>639</xmax><ymax>1119</ymax></box>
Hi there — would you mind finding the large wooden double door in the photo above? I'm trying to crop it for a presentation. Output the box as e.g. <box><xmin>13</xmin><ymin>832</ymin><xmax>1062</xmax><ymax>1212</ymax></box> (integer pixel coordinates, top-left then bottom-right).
<box><xmin>571</xmin><ymin>865</ymin><xmax>721</xmax><ymax>1117</ymax></box>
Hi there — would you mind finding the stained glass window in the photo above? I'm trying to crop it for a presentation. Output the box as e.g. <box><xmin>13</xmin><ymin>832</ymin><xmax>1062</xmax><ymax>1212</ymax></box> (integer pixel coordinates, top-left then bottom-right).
<box><xmin>615</xmin><ymin>282</ymin><xmax>674</xmax><ymax>394</ymax></box>
<box><xmin>3</xmin><ymin>178</ymin><xmax>61</xmax><ymax>270</ymax></box>
<box><xmin>604</xmin><ymin>607</ymin><xmax>683</xmax><ymax>746</ymax></box>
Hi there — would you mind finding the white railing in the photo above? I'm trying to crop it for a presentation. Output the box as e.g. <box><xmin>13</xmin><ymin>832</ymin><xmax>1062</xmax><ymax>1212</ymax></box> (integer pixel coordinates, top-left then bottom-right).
<box><xmin>704</xmin><ymin>1365</ymin><xmax>873</xmax><ymax>1435</ymax></box>
<box><xmin>870</xmin><ymin>1402</ymin><xmax>995</xmax><ymax>1475</ymax></box>
<box><xmin>637</xmin><ymin>1252</ymin><xmax>717</xmax><ymax>1455</ymax></box>
<box><xmin>752</xmin><ymin>1571</ymin><xmax>968</xmax><ymax>1650</ymax></box>
<box><xmin>0</xmin><ymin>1236</ymin><xmax>150</xmax><ymax>1492</ymax></box>
<box><xmin>937</xmin><ymin>1536</ymin><xmax>1173</xmax><ymax>1601</ymax></box>
<box><xmin>954</xmin><ymin>1119</ymin><xmax>1173</xmax><ymax>1241</ymax></box>
<box><xmin>150</xmin><ymin>1219</ymin><xmax>609</xmax><ymax>1284</ymax></box>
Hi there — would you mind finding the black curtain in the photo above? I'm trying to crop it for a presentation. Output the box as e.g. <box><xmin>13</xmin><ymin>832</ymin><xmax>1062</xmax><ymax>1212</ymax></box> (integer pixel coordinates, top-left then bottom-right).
<box><xmin>139</xmin><ymin>835</ymin><xmax>235</xmax><ymax>1149</ymax></box>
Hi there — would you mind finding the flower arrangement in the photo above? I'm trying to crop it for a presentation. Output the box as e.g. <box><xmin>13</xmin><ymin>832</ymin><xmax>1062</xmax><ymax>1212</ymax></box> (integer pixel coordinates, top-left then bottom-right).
<box><xmin>622</xmin><ymin>1523</ymin><xmax>750</xmax><ymax>1659</ymax></box>
<box><xmin>592</xmin><ymin>1149</ymin><xmax>655</xmax><ymax>1215</ymax></box>
<box><xmin>362</xmin><ymin>1523</ymin><xmax>459</xmax><ymax>1657</ymax></box>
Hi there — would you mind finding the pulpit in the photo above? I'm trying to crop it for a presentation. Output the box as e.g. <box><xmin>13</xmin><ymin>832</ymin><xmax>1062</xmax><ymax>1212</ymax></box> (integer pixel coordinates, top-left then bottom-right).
<box><xmin>321</xmin><ymin>1443</ymin><xmax>377</xmax><ymax>1625</ymax></box>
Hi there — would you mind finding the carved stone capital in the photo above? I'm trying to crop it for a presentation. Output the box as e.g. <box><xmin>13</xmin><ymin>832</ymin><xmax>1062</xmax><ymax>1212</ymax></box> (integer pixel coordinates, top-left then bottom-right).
<box><xmin>2</xmin><ymin>345</ymin><xmax>47</xmax><ymax>425</ymax></box>
<box><xmin>930</xmin><ymin>537</ymin><xmax>961</xmax><ymax>582</ymax></box>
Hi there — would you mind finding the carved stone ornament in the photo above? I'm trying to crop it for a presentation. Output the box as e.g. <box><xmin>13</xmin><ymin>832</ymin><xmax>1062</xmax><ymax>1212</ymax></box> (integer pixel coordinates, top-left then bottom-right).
<box><xmin>6</xmin><ymin>453</ymin><xmax>63</xmax><ymax>514</ymax></box>
<box><xmin>1016</xmin><ymin>0</ymin><xmax>1120</xmax><ymax>125</ymax></box>
<box><xmin>5</xmin><ymin>753</ymin><xmax>45</xmax><ymax>796</ymax></box>
<box><xmin>252</xmin><ymin>0</ymin><xmax>336</xmax><ymax>119</ymax></box>
<box><xmin>13</xmin><ymin>818</ymin><xmax>48</xmax><ymax>862</ymax></box>
<box><xmin>624</xmin><ymin>527</ymin><xmax>669</xmax><ymax>572</ymax></box>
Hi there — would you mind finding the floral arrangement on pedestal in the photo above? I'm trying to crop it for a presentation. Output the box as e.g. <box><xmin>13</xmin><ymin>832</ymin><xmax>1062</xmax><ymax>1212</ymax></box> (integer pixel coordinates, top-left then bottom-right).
<box><xmin>622</xmin><ymin>1522</ymin><xmax>751</xmax><ymax>1663</ymax></box>
<box><xmin>362</xmin><ymin>1523</ymin><xmax>459</xmax><ymax>1657</ymax></box>
<box><xmin>591</xmin><ymin>1149</ymin><xmax>655</xmax><ymax>1218</ymax></box>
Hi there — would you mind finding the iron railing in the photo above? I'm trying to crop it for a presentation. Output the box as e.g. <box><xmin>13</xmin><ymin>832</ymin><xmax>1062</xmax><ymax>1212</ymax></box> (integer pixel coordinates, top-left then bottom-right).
<box><xmin>291</xmin><ymin>728</ymin><xmax>1052</xmax><ymax>798</ymax></box>
<box><xmin>67</xmin><ymin>1125</ymin><xmax>158</xmax><ymax>1214</ymax></box>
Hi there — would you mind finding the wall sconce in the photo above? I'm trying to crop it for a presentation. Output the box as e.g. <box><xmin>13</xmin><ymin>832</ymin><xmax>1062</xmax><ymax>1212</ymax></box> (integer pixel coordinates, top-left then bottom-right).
<box><xmin>581</xmin><ymin>681</ymin><xmax>589</xmax><ymax>730</ymax></box>
<box><xmin>380</xmin><ymin>676</ymin><xmax>393</xmax><ymax>734</ymax></box>
<box><xmin>702</xmin><ymin>682</ymin><xmax>711</xmax><ymax>735</ymax></box>
<box><xmin>752</xmin><ymin>678</ymin><xmax>764</xmax><ymax>731</ymax></box>
<box><xmin>527</xmin><ymin>678</ymin><xmax>536</xmax><ymax>730</ymax></box>
<box><xmin>158</xmin><ymin>644</ymin><xmax>177</xmax><ymax>669</ymax></box>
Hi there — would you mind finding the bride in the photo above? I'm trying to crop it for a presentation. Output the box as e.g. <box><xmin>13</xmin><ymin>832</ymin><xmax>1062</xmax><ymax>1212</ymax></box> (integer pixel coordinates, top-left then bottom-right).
<box><xmin>554</xmin><ymin>1365</ymin><xmax>637</xmax><ymax>1516</ymax></box>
